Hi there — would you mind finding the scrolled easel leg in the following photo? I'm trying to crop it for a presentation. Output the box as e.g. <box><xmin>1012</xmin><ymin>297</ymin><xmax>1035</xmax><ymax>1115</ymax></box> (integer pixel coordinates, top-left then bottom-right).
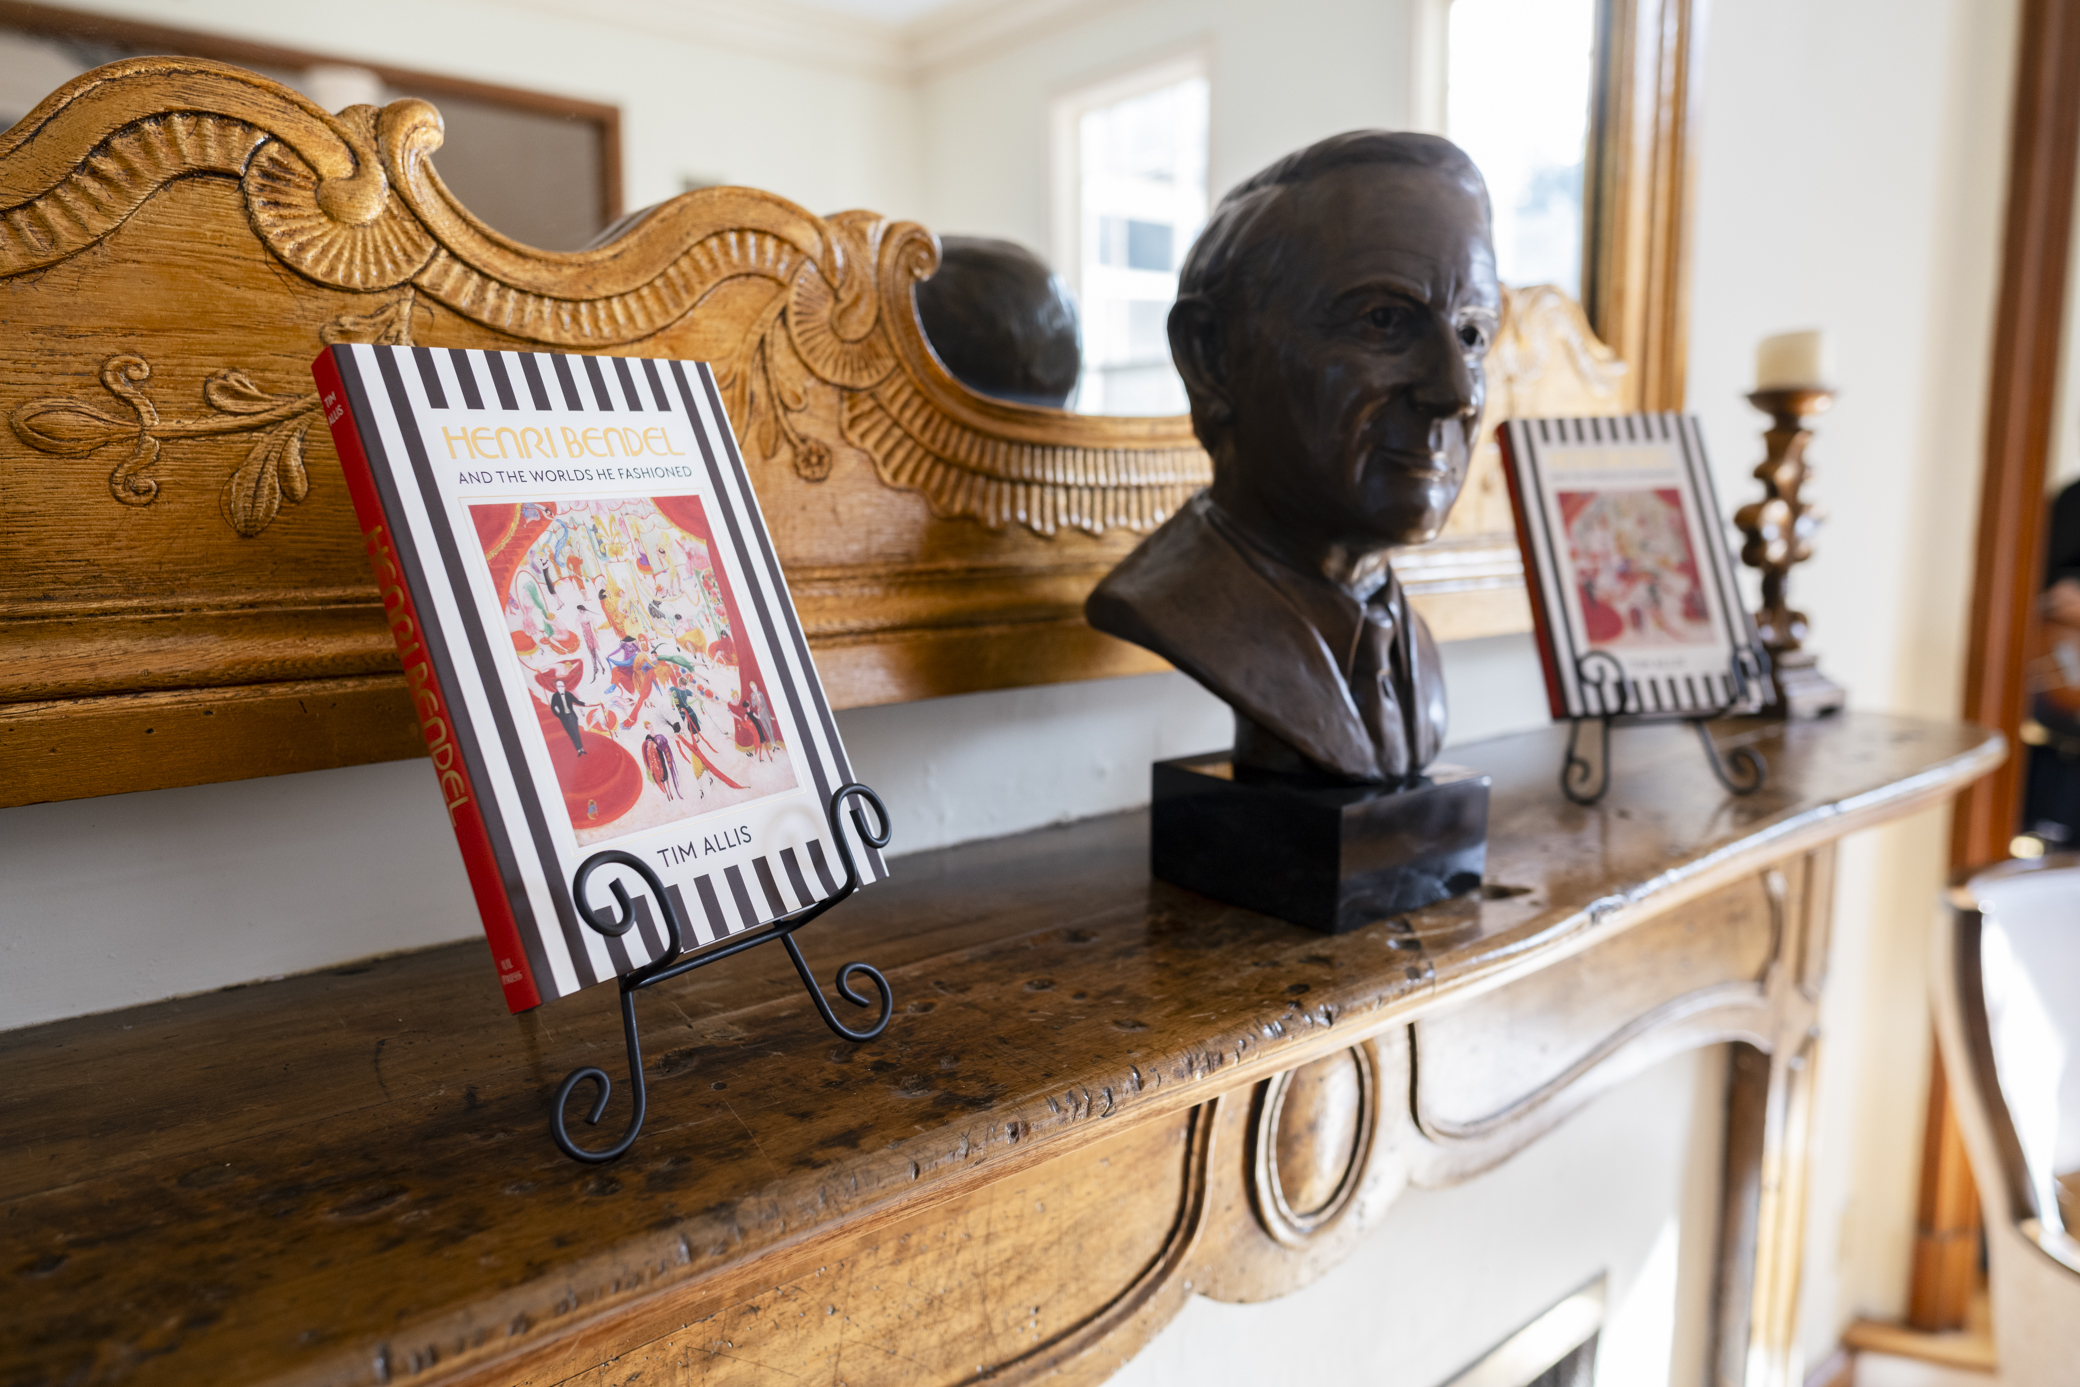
<box><xmin>776</xmin><ymin>783</ymin><xmax>895</xmax><ymax>1042</ymax></box>
<box><xmin>1562</xmin><ymin>715</ymin><xmax>1616</xmax><ymax>806</ymax></box>
<box><xmin>781</xmin><ymin>934</ymin><xmax>893</xmax><ymax>1042</ymax></box>
<box><xmin>551</xmin><ymin>985</ymin><xmax>648</xmax><ymax>1164</ymax></box>
<box><xmin>1561</xmin><ymin>650</ymin><xmax>1630</xmax><ymax>806</ymax></box>
<box><xmin>543</xmin><ymin>782</ymin><xmax>898</xmax><ymax>1163</ymax></box>
<box><xmin>1691</xmin><ymin>719</ymin><xmax>1769</xmax><ymax>796</ymax></box>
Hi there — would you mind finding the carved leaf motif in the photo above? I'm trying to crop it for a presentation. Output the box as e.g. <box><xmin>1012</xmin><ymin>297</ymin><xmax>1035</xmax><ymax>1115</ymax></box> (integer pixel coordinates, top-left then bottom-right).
<box><xmin>766</xmin><ymin>326</ymin><xmax>811</xmax><ymax>414</ymax></box>
<box><xmin>221</xmin><ymin>417</ymin><xmax>314</xmax><ymax>537</ymax></box>
<box><xmin>13</xmin><ymin>352</ymin><xmax>322</xmax><ymax>534</ymax></box>
<box><xmin>280</xmin><ymin>423</ymin><xmax>311</xmax><ymax>504</ymax></box>
<box><xmin>9</xmin><ymin>397</ymin><xmax>135</xmax><ymax>455</ymax></box>
<box><xmin>205</xmin><ymin>370</ymin><xmax>302</xmax><ymax>415</ymax></box>
<box><xmin>320</xmin><ymin>296</ymin><xmax>414</xmax><ymax>345</ymax></box>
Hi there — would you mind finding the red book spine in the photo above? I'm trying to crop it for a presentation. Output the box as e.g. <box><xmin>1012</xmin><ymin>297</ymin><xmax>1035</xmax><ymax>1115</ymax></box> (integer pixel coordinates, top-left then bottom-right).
<box><xmin>1497</xmin><ymin>422</ymin><xmax>1568</xmax><ymax>721</ymax></box>
<box><xmin>312</xmin><ymin>348</ymin><xmax>543</xmax><ymax>1013</ymax></box>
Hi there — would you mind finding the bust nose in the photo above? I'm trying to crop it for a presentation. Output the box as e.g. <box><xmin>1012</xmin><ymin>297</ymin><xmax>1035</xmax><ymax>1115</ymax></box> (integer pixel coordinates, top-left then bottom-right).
<box><xmin>1409</xmin><ymin>320</ymin><xmax>1480</xmax><ymax>421</ymax></box>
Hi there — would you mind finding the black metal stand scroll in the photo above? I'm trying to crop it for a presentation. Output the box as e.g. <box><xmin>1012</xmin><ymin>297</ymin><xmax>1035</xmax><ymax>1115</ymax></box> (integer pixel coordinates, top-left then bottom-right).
<box><xmin>1561</xmin><ymin>651</ymin><xmax>1770</xmax><ymax>806</ymax></box>
<box><xmin>550</xmin><ymin>782</ymin><xmax>894</xmax><ymax>1164</ymax></box>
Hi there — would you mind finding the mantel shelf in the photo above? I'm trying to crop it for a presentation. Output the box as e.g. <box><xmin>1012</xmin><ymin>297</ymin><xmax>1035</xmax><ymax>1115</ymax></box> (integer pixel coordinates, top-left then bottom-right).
<box><xmin>0</xmin><ymin>713</ymin><xmax>2001</xmax><ymax>1387</ymax></box>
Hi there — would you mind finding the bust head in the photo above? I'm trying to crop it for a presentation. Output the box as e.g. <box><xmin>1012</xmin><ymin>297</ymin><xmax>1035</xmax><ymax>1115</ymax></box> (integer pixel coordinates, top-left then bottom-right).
<box><xmin>1168</xmin><ymin>132</ymin><xmax>1499</xmax><ymax>580</ymax></box>
<box><xmin>915</xmin><ymin>236</ymin><xmax>1082</xmax><ymax>409</ymax></box>
<box><xmin>1086</xmin><ymin>132</ymin><xmax>1498</xmax><ymax>785</ymax></box>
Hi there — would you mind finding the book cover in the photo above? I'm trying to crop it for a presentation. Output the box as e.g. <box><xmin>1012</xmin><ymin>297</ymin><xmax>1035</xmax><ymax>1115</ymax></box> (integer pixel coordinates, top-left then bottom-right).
<box><xmin>314</xmin><ymin>345</ymin><xmax>883</xmax><ymax>1011</ymax></box>
<box><xmin>1498</xmin><ymin>414</ymin><xmax>1762</xmax><ymax>721</ymax></box>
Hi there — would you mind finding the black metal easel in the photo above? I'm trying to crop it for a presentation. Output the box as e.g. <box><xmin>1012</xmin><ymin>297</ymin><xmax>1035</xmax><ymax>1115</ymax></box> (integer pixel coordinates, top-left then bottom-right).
<box><xmin>1560</xmin><ymin>650</ymin><xmax>1771</xmax><ymax>806</ymax></box>
<box><xmin>550</xmin><ymin>782</ymin><xmax>894</xmax><ymax>1163</ymax></box>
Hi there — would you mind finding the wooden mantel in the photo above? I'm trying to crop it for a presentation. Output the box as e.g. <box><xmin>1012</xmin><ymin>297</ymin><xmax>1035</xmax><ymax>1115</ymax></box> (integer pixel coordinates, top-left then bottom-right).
<box><xmin>1</xmin><ymin>713</ymin><xmax>2000</xmax><ymax>1387</ymax></box>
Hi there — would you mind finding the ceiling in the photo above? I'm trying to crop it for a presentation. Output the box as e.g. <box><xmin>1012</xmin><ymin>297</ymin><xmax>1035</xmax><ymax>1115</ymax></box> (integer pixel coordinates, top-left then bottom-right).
<box><xmin>786</xmin><ymin>0</ymin><xmax>966</xmax><ymax>23</ymax></box>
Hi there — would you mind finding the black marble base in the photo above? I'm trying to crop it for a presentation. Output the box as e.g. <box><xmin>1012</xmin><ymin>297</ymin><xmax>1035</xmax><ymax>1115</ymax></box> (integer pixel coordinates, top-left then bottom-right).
<box><xmin>1150</xmin><ymin>754</ymin><xmax>1490</xmax><ymax>933</ymax></box>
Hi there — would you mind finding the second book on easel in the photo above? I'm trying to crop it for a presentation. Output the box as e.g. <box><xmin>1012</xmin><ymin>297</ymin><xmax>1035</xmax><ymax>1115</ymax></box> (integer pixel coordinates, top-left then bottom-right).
<box><xmin>1498</xmin><ymin>413</ymin><xmax>1765</xmax><ymax>721</ymax></box>
<box><xmin>314</xmin><ymin>345</ymin><xmax>884</xmax><ymax>1012</ymax></box>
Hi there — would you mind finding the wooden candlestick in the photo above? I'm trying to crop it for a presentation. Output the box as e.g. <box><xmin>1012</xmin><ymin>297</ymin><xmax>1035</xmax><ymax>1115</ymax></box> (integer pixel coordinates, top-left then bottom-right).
<box><xmin>1736</xmin><ymin>387</ymin><xmax>1847</xmax><ymax>718</ymax></box>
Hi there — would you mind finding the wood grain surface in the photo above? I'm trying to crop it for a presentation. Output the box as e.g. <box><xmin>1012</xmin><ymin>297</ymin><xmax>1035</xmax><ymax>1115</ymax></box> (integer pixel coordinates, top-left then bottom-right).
<box><xmin>0</xmin><ymin>713</ymin><xmax>1999</xmax><ymax>1387</ymax></box>
<box><xmin>0</xmin><ymin>58</ymin><xmax>1629</xmax><ymax>808</ymax></box>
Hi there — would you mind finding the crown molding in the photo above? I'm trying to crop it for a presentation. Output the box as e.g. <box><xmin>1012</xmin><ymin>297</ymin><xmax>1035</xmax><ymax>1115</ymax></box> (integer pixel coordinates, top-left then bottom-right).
<box><xmin>491</xmin><ymin>0</ymin><xmax>1123</xmax><ymax>84</ymax></box>
<box><xmin>905</xmin><ymin>0</ymin><xmax>1121</xmax><ymax>77</ymax></box>
<box><xmin>496</xmin><ymin>0</ymin><xmax>912</xmax><ymax>80</ymax></box>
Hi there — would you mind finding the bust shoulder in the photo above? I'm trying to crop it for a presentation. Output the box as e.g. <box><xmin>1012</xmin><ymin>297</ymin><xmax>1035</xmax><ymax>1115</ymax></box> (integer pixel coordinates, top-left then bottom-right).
<box><xmin>1086</xmin><ymin>494</ymin><xmax>1383</xmax><ymax>779</ymax></box>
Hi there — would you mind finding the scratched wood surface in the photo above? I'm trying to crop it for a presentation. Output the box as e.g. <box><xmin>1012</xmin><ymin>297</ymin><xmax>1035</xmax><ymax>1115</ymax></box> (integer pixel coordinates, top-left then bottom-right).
<box><xmin>0</xmin><ymin>714</ymin><xmax>1999</xmax><ymax>1387</ymax></box>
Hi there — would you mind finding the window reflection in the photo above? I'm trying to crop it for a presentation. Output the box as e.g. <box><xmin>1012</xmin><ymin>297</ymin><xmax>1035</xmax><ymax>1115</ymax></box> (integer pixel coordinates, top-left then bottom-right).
<box><xmin>1067</xmin><ymin>72</ymin><xmax>1209</xmax><ymax>415</ymax></box>
<box><xmin>1447</xmin><ymin>0</ymin><xmax>1597</xmax><ymax>297</ymax></box>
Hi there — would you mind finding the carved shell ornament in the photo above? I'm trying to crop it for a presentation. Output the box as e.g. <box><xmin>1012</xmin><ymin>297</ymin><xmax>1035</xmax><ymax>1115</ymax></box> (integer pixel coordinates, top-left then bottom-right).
<box><xmin>1</xmin><ymin>55</ymin><xmax>1212</xmax><ymax>538</ymax></box>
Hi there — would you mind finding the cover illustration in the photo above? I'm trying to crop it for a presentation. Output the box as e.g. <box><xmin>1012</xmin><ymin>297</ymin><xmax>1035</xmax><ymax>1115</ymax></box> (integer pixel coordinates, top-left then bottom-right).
<box><xmin>1498</xmin><ymin>413</ymin><xmax>1761</xmax><ymax>721</ymax></box>
<box><xmin>315</xmin><ymin>345</ymin><xmax>883</xmax><ymax>1011</ymax></box>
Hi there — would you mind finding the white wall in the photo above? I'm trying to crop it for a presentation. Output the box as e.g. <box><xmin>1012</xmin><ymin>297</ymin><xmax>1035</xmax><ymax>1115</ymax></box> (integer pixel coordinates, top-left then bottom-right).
<box><xmin>0</xmin><ymin>638</ymin><xmax>1549</xmax><ymax>1030</ymax></box>
<box><xmin>1684</xmin><ymin>0</ymin><xmax>2017</xmax><ymax>1359</ymax></box>
<box><xmin>42</xmin><ymin>0</ymin><xmax>924</xmax><ymax>221</ymax></box>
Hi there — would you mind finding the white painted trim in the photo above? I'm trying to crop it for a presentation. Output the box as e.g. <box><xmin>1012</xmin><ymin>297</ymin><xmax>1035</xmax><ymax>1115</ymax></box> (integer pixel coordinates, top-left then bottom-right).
<box><xmin>1407</xmin><ymin>0</ymin><xmax>1450</xmax><ymax>134</ymax></box>
<box><xmin>484</xmin><ymin>0</ymin><xmax>1135</xmax><ymax>84</ymax></box>
<box><xmin>1050</xmin><ymin>46</ymin><xmax>1209</xmax><ymax>121</ymax></box>
<box><xmin>907</xmin><ymin>0</ymin><xmax>1121</xmax><ymax>77</ymax></box>
<box><xmin>1047</xmin><ymin>46</ymin><xmax>1212</xmax><ymax>301</ymax></box>
<box><xmin>493</xmin><ymin>0</ymin><xmax>912</xmax><ymax>80</ymax></box>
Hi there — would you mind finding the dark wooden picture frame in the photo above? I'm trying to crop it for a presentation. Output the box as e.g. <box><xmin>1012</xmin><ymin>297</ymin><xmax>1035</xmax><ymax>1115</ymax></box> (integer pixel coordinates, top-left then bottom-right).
<box><xmin>0</xmin><ymin>0</ymin><xmax>624</xmax><ymax>232</ymax></box>
<box><xmin>1585</xmin><ymin>0</ymin><xmax>1707</xmax><ymax>414</ymax></box>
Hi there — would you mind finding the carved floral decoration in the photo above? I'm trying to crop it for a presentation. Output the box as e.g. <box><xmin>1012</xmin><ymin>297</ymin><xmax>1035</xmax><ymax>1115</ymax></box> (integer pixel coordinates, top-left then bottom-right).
<box><xmin>715</xmin><ymin>213</ymin><xmax>902</xmax><ymax>486</ymax></box>
<box><xmin>7</xmin><ymin>297</ymin><xmax>413</xmax><ymax>537</ymax></box>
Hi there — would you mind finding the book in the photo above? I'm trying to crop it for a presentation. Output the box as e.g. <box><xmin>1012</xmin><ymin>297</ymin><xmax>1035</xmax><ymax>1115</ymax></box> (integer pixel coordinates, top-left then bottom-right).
<box><xmin>313</xmin><ymin>345</ymin><xmax>883</xmax><ymax>1012</ymax></box>
<box><xmin>1498</xmin><ymin>413</ymin><xmax>1764</xmax><ymax>721</ymax></box>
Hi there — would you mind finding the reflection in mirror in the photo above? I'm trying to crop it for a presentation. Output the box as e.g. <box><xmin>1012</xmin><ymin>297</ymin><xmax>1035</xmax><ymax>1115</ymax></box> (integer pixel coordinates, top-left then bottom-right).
<box><xmin>1053</xmin><ymin>59</ymin><xmax>1209</xmax><ymax>416</ymax></box>
<box><xmin>1446</xmin><ymin>0</ymin><xmax>1597</xmax><ymax>296</ymax></box>
<box><xmin>914</xmin><ymin>237</ymin><xmax>1082</xmax><ymax>410</ymax></box>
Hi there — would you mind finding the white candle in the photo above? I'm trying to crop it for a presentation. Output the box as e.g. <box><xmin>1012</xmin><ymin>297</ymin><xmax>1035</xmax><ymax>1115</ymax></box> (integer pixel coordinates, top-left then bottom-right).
<box><xmin>1755</xmin><ymin>329</ymin><xmax>1833</xmax><ymax>390</ymax></box>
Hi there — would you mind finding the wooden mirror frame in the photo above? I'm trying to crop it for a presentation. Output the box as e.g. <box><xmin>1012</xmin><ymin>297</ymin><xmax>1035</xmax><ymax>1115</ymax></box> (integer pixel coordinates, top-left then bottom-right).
<box><xmin>0</xmin><ymin>1</ymin><xmax>1707</xmax><ymax>808</ymax></box>
<box><xmin>1585</xmin><ymin>0</ymin><xmax>1707</xmax><ymax>413</ymax></box>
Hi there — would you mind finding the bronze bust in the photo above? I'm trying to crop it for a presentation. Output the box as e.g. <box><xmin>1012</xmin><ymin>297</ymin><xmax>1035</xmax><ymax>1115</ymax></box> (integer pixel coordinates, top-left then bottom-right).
<box><xmin>914</xmin><ymin>236</ymin><xmax>1081</xmax><ymax>409</ymax></box>
<box><xmin>1087</xmin><ymin>132</ymin><xmax>1499</xmax><ymax>784</ymax></box>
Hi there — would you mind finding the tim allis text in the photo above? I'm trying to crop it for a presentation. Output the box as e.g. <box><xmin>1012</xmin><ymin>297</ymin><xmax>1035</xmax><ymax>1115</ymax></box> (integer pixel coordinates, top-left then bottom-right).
<box><xmin>655</xmin><ymin>825</ymin><xmax>752</xmax><ymax>865</ymax></box>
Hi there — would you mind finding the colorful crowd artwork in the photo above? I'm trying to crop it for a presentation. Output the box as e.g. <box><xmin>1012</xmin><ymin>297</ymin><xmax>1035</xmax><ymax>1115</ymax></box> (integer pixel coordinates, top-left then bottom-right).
<box><xmin>1558</xmin><ymin>487</ymin><xmax>1714</xmax><ymax>649</ymax></box>
<box><xmin>472</xmin><ymin>494</ymin><xmax>796</xmax><ymax>845</ymax></box>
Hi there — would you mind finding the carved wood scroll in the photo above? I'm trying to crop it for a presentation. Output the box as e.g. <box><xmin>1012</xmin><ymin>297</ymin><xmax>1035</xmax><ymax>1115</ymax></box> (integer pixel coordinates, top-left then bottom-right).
<box><xmin>0</xmin><ymin>57</ymin><xmax>1630</xmax><ymax>807</ymax></box>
